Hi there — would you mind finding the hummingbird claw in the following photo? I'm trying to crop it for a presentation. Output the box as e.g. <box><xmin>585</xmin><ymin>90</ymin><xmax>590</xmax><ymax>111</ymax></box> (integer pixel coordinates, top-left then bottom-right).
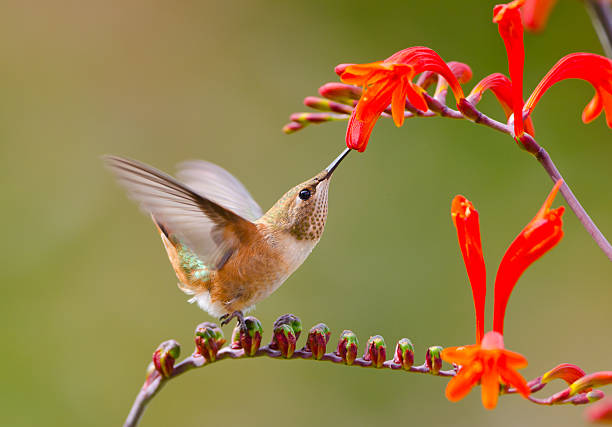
<box><xmin>220</xmin><ymin>311</ymin><xmax>247</xmax><ymax>332</ymax></box>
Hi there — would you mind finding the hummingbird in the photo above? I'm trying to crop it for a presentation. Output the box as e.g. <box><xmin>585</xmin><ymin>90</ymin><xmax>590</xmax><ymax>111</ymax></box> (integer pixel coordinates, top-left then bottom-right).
<box><xmin>104</xmin><ymin>148</ymin><xmax>350</xmax><ymax>330</ymax></box>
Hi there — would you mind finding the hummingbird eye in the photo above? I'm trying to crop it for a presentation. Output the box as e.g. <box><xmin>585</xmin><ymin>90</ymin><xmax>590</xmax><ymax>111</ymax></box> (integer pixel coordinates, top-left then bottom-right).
<box><xmin>298</xmin><ymin>189</ymin><xmax>311</xmax><ymax>200</ymax></box>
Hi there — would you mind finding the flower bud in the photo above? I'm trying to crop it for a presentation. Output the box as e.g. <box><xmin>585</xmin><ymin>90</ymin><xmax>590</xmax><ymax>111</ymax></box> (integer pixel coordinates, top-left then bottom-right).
<box><xmin>269</xmin><ymin>314</ymin><xmax>301</xmax><ymax>358</ymax></box>
<box><xmin>587</xmin><ymin>390</ymin><xmax>606</xmax><ymax>403</ymax></box>
<box><xmin>304</xmin><ymin>97</ymin><xmax>354</xmax><ymax>114</ymax></box>
<box><xmin>152</xmin><ymin>339</ymin><xmax>180</xmax><ymax>378</ymax></box>
<box><xmin>273</xmin><ymin>324</ymin><xmax>296</xmax><ymax>358</ymax></box>
<box><xmin>393</xmin><ymin>338</ymin><xmax>415</xmax><ymax>370</ymax></box>
<box><xmin>318</xmin><ymin>82</ymin><xmax>362</xmax><ymax>104</ymax></box>
<box><xmin>426</xmin><ymin>346</ymin><xmax>443</xmax><ymax>374</ymax></box>
<box><xmin>283</xmin><ymin>121</ymin><xmax>305</xmax><ymax>134</ymax></box>
<box><xmin>194</xmin><ymin>322</ymin><xmax>225</xmax><ymax>362</ymax></box>
<box><xmin>570</xmin><ymin>371</ymin><xmax>612</xmax><ymax>396</ymax></box>
<box><xmin>542</xmin><ymin>363</ymin><xmax>586</xmax><ymax>385</ymax></box>
<box><xmin>363</xmin><ymin>335</ymin><xmax>386</xmax><ymax>368</ymax></box>
<box><xmin>306</xmin><ymin>323</ymin><xmax>331</xmax><ymax>360</ymax></box>
<box><xmin>232</xmin><ymin>316</ymin><xmax>263</xmax><ymax>356</ymax></box>
<box><xmin>336</xmin><ymin>330</ymin><xmax>358</xmax><ymax>365</ymax></box>
<box><xmin>271</xmin><ymin>314</ymin><xmax>302</xmax><ymax>342</ymax></box>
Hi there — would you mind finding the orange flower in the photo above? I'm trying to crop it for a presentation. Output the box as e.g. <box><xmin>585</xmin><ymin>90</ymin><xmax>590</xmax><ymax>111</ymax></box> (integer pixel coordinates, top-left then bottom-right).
<box><xmin>524</xmin><ymin>53</ymin><xmax>612</xmax><ymax>128</ymax></box>
<box><xmin>337</xmin><ymin>47</ymin><xmax>465</xmax><ymax>152</ymax></box>
<box><xmin>468</xmin><ymin>73</ymin><xmax>535</xmax><ymax>136</ymax></box>
<box><xmin>521</xmin><ymin>0</ymin><xmax>558</xmax><ymax>32</ymax></box>
<box><xmin>493</xmin><ymin>0</ymin><xmax>527</xmax><ymax>139</ymax></box>
<box><xmin>442</xmin><ymin>180</ymin><xmax>565</xmax><ymax>409</ymax></box>
<box><xmin>443</xmin><ymin>331</ymin><xmax>530</xmax><ymax>409</ymax></box>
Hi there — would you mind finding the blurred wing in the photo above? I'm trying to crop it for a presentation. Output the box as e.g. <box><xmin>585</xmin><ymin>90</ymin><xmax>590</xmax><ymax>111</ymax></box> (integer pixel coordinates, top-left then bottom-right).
<box><xmin>176</xmin><ymin>160</ymin><xmax>263</xmax><ymax>222</ymax></box>
<box><xmin>104</xmin><ymin>155</ymin><xmax>257</xmax><ymax>270</ymax></box>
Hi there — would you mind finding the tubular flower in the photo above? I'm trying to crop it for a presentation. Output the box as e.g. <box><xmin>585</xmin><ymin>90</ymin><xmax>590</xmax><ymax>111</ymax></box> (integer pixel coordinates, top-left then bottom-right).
<box><xmin>493</xmin><ymin>0</ymin><xmax>526</xmax><ymax>139</ymax></box>
<box><xmin>521</xmin><ymin>0</ymin><xmax>558</xmax><ymax>32</ymax></box>
<box><xmin>337</xmin><ymin>47</ymin><xmax>465</xmax><ymax>152</ymax></box>
<box><xmin>442</xmin><ymin>180</ymin><xmax>565</xmax><ymax>409</ymax></box>
<box><xmin>524</xmin><ymin>53</ymin><xmax>612</xmax><ymax>128</ymax></box>
<box><xmin>451</xmin><ymin>195</ymin><xmax>486</xmax><ymax>344</ymax></box>
<box><xmin>468</xmin><ymin>73</ymin><xmax>535</xmax><ymax>136</ymax></box>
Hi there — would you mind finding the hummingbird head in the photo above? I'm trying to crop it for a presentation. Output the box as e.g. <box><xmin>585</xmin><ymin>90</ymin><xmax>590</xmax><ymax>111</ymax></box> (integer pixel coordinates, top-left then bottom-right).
<box><xmin>261</xmin><ymin>148</ymin><xmax>350</xmax><ymax>241</ymax></box>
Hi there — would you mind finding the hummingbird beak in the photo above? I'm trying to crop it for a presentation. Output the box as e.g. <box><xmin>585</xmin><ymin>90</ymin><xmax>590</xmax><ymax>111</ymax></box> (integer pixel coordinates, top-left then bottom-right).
<box><xmin>323</xmin><ymin>148</ymin><xmax>351</xmax><ymax>180</ymax></box>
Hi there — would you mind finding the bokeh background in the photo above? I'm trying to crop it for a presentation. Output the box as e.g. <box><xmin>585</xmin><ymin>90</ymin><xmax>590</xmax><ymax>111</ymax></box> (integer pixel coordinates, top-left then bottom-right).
<box><xmin>1</xmin><ymin>1</ymin><xmax>611</xmax><ymax>426</ymax></box>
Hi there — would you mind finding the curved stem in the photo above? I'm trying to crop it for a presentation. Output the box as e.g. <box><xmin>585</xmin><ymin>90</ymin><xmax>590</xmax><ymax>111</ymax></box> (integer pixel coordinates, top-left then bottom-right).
<box><xmin>123</xmin><ymin>345</ymin><xmax>455</xmax><ymax>427</ymax></box>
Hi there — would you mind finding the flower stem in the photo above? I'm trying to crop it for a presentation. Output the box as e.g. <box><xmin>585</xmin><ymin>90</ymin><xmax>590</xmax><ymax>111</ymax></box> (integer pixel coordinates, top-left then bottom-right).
<box><xmin>535</xmin><ymin>146</ymin><xmax>612</xmax><ymax>261</ymax></box>
<box><xmin>585</xmin><ymin>0</ymin><xmax>612</xmax><ymax>58</ymax></box>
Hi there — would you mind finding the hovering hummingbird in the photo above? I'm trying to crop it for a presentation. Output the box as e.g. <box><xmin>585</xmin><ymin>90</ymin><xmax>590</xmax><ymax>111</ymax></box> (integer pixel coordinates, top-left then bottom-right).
<box><xmin>104</xmin><ymin>148</ymin><xmax>350</xmax><ymax>330</ymax></box>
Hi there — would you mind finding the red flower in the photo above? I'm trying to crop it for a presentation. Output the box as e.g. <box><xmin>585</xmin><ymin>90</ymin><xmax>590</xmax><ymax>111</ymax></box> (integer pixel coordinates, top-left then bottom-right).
<box><xmin>493</xmin><ymin>0</ymin><xmax>527</xmax><ymax>139</ymax></box>
<box><xmin>521</xmin><ymin>0</ymin><xmax>558</xmax><ymax>32</ymax></box>
<box><xmin>442</xmin><ymin>180</ymin><xmax>565</xmax><ymax>409</ymax></box>
<box><xmin>468</xmin><ymin>73</ymin><xmax>535</xmax><ymax>136</ymax></box>
<box><xmin>337</xmin><ymin>47</ymin><xmax>466</xmax><ymax>152</ymax></box>
<box><xmin>524</xmin><ymin>53</ymin><xmax>612</xmax><ymax>128</ymax></box>
<box><xmin>443</xmin><ymin>331</ymin><xmax>530</xmax><ymax>409</ymax></box>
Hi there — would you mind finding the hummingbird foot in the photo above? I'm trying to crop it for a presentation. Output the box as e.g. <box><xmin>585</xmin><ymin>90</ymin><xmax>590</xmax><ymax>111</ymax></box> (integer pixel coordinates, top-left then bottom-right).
<box><xmin>220</xmin><ymin>310</ymin><xmax>247</xmax><ymax>332</ymax></box>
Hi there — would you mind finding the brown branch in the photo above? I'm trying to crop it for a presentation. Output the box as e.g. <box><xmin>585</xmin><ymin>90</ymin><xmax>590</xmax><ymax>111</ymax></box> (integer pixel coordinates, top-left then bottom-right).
<box><xmin>124</xmin><ymin>315</ymin><xmax>607</xmax><ymax>427</ymax></box>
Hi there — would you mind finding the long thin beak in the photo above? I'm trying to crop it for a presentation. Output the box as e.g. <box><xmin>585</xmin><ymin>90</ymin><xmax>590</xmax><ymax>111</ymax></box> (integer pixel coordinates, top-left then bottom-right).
<box><xmin>324</xmin><ymin>147</ymin><xmax>351</xmax><ymax>179</ymax></box>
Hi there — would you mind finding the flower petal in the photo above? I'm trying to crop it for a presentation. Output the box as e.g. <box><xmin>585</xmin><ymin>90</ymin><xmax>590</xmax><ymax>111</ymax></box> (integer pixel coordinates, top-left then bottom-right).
<box><xmin>493</xmin><ymin>0</ymin><xmax>526</xmax><ymax>137</ymax></box>
<box><xmin>499</xmin><ymin>364</ymin><xmax>531</xmax><ymax>397</ymax></box>
<box><xmin>493</xmin><ymin>180</ymin><xmax>564</xmax><ymax>334</ymax></box>
<box><xmin>501</xmin><ymin>349</ymin><xmax>528</xmax><ymax>368</ymax></box>
<box><xmin>445</xmin><ymin>363</ymin><xmax>483</xmax><ymax>402</ymax></box>
<box><xmin>441</xmin><ymin>345</ymin><xmax>480</xmax><ymax>365</ymax></box>
<box><xmin>481</xmin><ymin>368</ymin><xmax>500</xmax><ymax>409</ymax></box>
<box><xmin>391</xmin><ymin>78</ymin><xmax>408</xmax><ymax>127</ymax></box>
<box><xmin>524</xmin><ymin>53</ymin><xmax>612</xmax><ymax>129</ymax></box>
<box><xmin>451</xmin><ymin>195</ymin><xmax>487</xmax><ymax>344</ymax></box>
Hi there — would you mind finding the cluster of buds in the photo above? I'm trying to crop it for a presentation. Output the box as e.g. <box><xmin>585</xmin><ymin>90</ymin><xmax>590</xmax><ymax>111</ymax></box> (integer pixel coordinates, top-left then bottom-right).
<box><xmin>269</xmin><ymin>314</ymin><xmax>302</xmax><ymax>358</ymax></box>
<box><xmin>194</xmin><ymin>322</ymin><xmax>225</xmax><ymax>362</ymax></box>
<box><xmin>152</xmin><ymin>339</ymin><xmax>180</xmax><ymax>378</ymax></box>
<box><xmin>231</xmin><ymin>317</ymin><xmax>263</xmax><ymax>356</ymax></box>
<box><xmin>305</xmin><ymin>323</ymin><xmax>331</xmax><ymax>360</ymax></box>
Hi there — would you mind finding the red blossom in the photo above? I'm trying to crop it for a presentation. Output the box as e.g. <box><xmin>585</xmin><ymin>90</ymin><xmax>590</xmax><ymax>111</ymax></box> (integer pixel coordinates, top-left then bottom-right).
<box><xmin>442</xmin><ymin>180</ymin><xmax>565</xmax><ymax>409</ymax></box>
<box><xmin>337</xmin><ymin>47</ymin><xmax>465</xmax><ymax>152</ymax></box>
<box><xmin>524</xmin><ymin>53</ymin><xmax>612</xmax><ymax>128</ymax></box>
<box><xmin>493</xmin><ymin>0</ymin><xmax>527</xmax><ymax>139</ymax></box>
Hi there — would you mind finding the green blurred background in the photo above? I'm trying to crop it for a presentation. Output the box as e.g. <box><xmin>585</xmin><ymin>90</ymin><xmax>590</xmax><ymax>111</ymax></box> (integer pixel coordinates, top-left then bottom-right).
<box><xmin>1</xmin><ymin>1</ymin><xmax>611</xmax><ymax>425</ymax></box>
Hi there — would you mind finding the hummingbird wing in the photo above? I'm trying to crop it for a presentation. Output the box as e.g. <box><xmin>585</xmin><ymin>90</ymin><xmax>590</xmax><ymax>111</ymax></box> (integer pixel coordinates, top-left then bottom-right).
<box><xmin>175</xmin><ymin>160</ymin><xmax>263</xmax><ymax>222</ymax></box>
<box><xmin>104</xmin><ymin>155</ymin><xmax>258</xmax><ymax>271</ymax></box>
